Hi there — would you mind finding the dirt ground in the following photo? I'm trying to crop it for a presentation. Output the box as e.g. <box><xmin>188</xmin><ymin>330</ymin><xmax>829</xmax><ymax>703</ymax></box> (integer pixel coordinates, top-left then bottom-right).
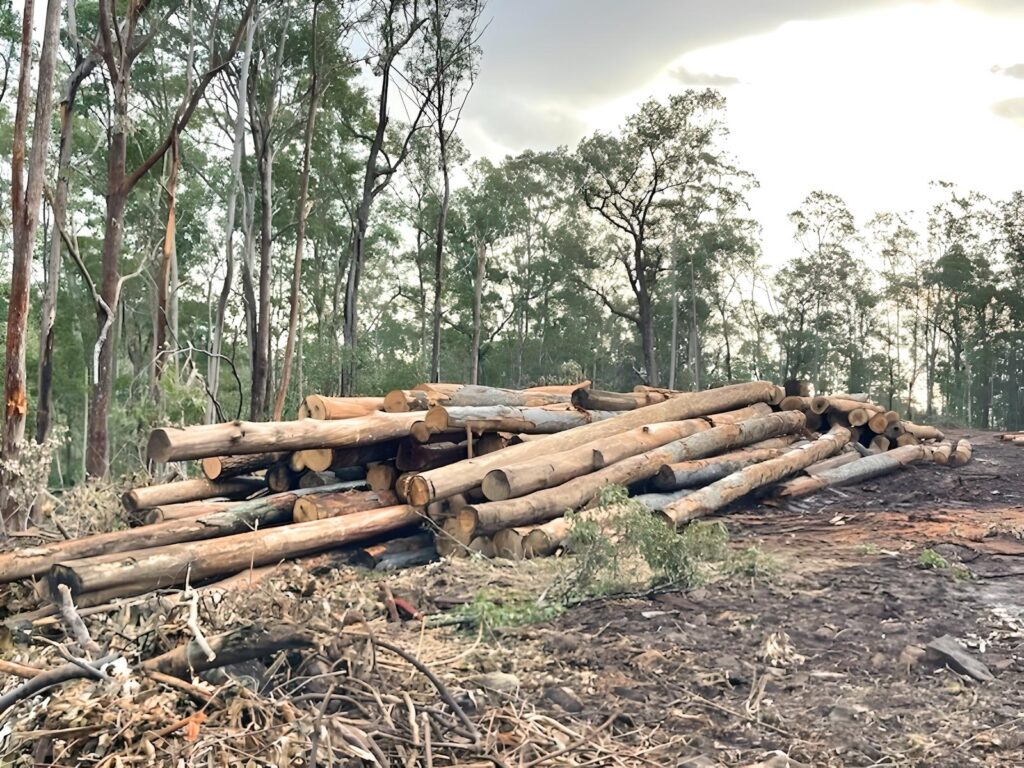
<box><xmin>4</xmin><ymin>429</ymin><xmax>1024</xmax><ymax>766</ymax></box>
<box><xmin>398</xmin><ymin>428</ymin><xmax>1024</xmax><ymax>767</ymax></box>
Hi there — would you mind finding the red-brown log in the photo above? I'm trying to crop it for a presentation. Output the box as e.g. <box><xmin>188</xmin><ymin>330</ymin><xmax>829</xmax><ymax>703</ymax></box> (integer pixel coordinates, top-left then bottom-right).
<box><xmin>148</xmin><ymin>412</ymin><xmax>425</xmax><ymax>463</ymax></box>
<box><xmin>122</xmin><ymin>476</ymin><xmax>265</xmax><ymax>513</ymax></box>
<box><xmin>293</xmin><ymin>489</ymin><xmax>398</xmax><ymax>523</ymax></box>
<box><xmin>50</xmin><ymin>504</ymin><xmax>424</xmax><ymax>597</ymax></box>
<box><xmin>0</xmin><ymin>488</ymin><xmax>341</xmax><ymax>583</ymax></box>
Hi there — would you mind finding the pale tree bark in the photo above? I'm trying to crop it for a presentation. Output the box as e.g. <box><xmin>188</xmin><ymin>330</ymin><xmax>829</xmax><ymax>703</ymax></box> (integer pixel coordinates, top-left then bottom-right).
<box><xmin>209</xmin><ymin>14</ymin><xmax>256</xmax><ymax>423</ymax></box>
<box><xmin>470</xmin><ymin>240</ymin><xmax>486</xmax><ymax>384</ymax></box>
<box><xmin>2</xmin><ymin>0</ymin><xmax>62</xmax><ymax>530</ymax></box>
<box><xmin>248</xmin><ymin>13</ymin><xmax>290</xmax><ymax>419</ymax></box>
<box><xmin>37</xmin><ymin>3</ymin><xmax>99</xmax><ymax>445</ymax></box>
<box><xmin>86</xmin><ymin>0</ymin><xmax>256</xmax><ymax>477</ymax></box>
<box><xmin>273</xmin><ymin>0</ymin><xmax>323</xmax><ymax>421</ymax></box>
<box><xmin>342</xmin><ymin>1</ymin><xmax>430</xmax><ymax>395</ymax></box>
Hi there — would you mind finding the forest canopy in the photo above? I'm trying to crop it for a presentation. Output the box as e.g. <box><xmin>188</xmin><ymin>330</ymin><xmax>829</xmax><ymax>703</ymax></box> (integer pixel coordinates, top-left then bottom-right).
<box><xmin>1</xmin><ymin>0</ymin><xmax>1023</xmax><ymax>486</ymax></box>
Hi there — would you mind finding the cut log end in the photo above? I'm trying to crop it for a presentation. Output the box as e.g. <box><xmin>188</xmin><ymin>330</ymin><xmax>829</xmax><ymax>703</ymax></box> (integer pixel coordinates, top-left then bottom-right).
<box><xmin>201</xmin><ymin>456</ymin><xmax>223</xmax><ymax>480</ymax></box>
<box><xmin>480</xmin><ymin>470</ymin><xmax>512</xmax><ymax>502</ymax></box>
<box><xmin>407</xmin><ymin>476</ymin><xmax>432</xmax><ymax>507</ymax></box>
<box><xmin>147</xmin><ymin>430</ymin><xmax>174</xmax><ymax>464</ymax></box>
<box><xmin>410</xmin><ymin>420</ymin><xmax>434</xmax><ymax>444</ymax></box>
<box><xmin>383</xmin><ymin>390</ymin><xmax>412</xmax><ymax>412</ymax></box>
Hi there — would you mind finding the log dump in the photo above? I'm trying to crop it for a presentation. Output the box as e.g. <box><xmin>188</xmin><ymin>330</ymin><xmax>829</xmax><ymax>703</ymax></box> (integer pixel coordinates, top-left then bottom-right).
<box><xmin>998</xmin><ymin>431</ymin><xmax>1024</xmax><ymax>446</ymax></box>
<box><xmin>1</xmin><ymin>382</ymin><xmax>971</xmax><ymax>609</ymax></box>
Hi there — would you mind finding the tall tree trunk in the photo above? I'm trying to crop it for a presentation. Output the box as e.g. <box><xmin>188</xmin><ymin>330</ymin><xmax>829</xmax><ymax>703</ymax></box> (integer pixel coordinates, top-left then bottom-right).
<box><xmin>470</xmin><ymin>240</ymin><xmax>485</xmax><ymax>384</ymax></box>
<box><xmin>37</xmin><ymin>49</ymin><xmax>97</xmax><ymax>444</ymax></box>
<box><xmin>668</xmin><ymin>285</ymin><xmax>678</xmax><ymax>390</ymax></box>
<box><xmin>430</xmin><ymin>138</ymin><xmax>451</xmax><ymax>384</ymax></box>
<box><xmin>251</xmin><ymin>143</ymin><xmax>274</xmax><ymax>418</ymax></box>
<box><xmin>3</xmin><ymin>0</ymin><xmax>62</xmax><ymax>528</ymax></box>
<box><xmin>209</xmin><ymin>15</ymin><xmax>255</xmax><ymax>423</ymax></box>
<box><xmin>273</xmin><ymin>3</ymin><xmax>321</xmax><ymax>421</ymax></box>
<box><xmin>153</xmin><ymin>136</ymin><xmax>180</xmax><ymax>384</ymax></box>
<box><xmin>637</xmin><ymin>281</ymin><xmax>659</xmax><ymax>387</ymax></box>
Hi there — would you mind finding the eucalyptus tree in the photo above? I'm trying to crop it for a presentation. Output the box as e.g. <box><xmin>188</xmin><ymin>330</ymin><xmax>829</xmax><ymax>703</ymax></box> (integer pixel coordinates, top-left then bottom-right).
<box><xmin>2</xmin><ymin>0</ymin><xmax>61</xmax><ymax>529</ymax></box>
<box><xmin>83</xmin><ymin>0</ymin><xmax>255</xmax><ymax>477</ymax></box>
<box><xmin>408</xmin><ymin>0</ymin><xmax>483</xmax><ymax>383</ymax></box>
<box><xmin>575</xmin><ymin>90</ymin><xmax>746</xmax><ymax>386</ymax></box>
<box><xmin>340</xmin><ymin>0</ymin><xmax>433</xmax><ymax>395</ymax></box>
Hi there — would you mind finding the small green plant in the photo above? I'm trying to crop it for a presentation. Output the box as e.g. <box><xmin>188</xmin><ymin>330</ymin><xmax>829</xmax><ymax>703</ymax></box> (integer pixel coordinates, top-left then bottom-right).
<box><xmin>561</xmin><ymin>485</ymin><xmax>731</xmax><ymax>600</ymax></box>
<box><xmin>915</xmin><ymin>548</ymin><xmax>950</xmax><ymax>570</ymax></box>
<box><xmin>452</xmin><ymin>592</ymin><xmax>564</xmax><ymax>634</ymax></box>
<box><xmin>856</xmin><ymin>542</ymin><xmax>881</xmax><ymax>555</ymax></box>
<box><xmin>723</xmin><ymin>545</ymin><xmax>780</xmax><ymax>582</ymax></box>
<box><xmin>950</xmin><ymin>564</ymin><xmax>974</xmax><ymax>581</ymax></box>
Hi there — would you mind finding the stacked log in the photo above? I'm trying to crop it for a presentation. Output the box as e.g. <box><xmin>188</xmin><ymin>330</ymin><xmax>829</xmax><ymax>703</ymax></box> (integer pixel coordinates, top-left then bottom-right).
<box><xmin>998</xmin><ymin>431</ymin><xmax>1024</xmax><ymax>445</ymax></box>
<box><xmin>1</xmin><ymin>381</ymin><xmax>971</xmax><ymax>611</ymax></box>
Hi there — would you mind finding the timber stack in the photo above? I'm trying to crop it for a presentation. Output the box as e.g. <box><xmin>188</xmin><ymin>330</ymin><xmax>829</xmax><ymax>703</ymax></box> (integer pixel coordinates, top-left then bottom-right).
<box><xmin>998</xmin><ymin>431</ymin><xmax>1024</xmax><ymax>446</ymax></box>
<box><xmin>1</xmin><ymin>381</ymin><xmax>972</xmax><ymax>609</ymax></box>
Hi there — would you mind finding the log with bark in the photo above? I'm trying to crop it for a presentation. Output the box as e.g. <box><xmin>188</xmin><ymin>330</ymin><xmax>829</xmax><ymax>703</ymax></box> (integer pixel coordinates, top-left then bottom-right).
<box><xmin>50</xmin><ymin>504</ymin><xmax>424</xmax><ymax>597</ymax></box>
<box><xmin>143</xmin><ymin>500</ymin><xmax>236</xmax><ymax>524</ymax></box>
<box><xmin>652</xmin><ymin>439</ymin><xmax>801</xmax><ymax>491</ymax></box>
<box><xmin>631</xmin><ymin>488</ymin><xmax>692</xmax><ymax>512</ymax></box>
<box><xmin>421</xmin><ymin>404</ymin><xmax>615</xmax><ymax>441</ymax></box>
<box><xmin>407</xmin><ymin>380</ymin><xmax>780</xmax><ymax>507</ymax></box>
<box><xmin>481</xmin><ymin>404</ymin><xmax>774</xmax><ymax>502</ymax></box>
<box><xmin>803</xmin><ymin>451</ymin><xmax>860</xmax><ymax>476</ymax></box>
<box><xmin>810</xmin><ymin>397</ymin><xmax>882</xmax><ymax>419</ymax></box>
<box><xmin>293</xmin><ymin>489</ymin><xmax>398</xmax><ymax>523</ymax></box>
<box><xmin>395</xmin><ymin>441</ymin><xmax>468</xmax><ymax>472</ymax></box>
<box><xmin>201</xmin><ymin>452</ymin><xmax>285</xmax><ymax>481</ymax></box>
<box><xmin>774</xmin><ymin>444</ymin><xmax>928</xmax><ymax>498</ymax></box>
<box><xmin>0</xmin><ymin>486</ymin><xmax>351</xmax><ymax>583</ymax></box>
<box><xmin>383</xmin><ymin>384</ymin><xmax>575</xmax><ymax>412</ymax></box>
<box><xmin>141</xmin><ymin>623</ymin><xmax>314</xmax><ymax>679</ymax></box>
<box><xmin>661</xmin><ymin>426</ymin><xmax>851</xmax><ymax>528</ymax></box>
<box><xmin>571</xmin><ymin>387</ymin><xmax>665</xmax><ymax>411</ymax></box>
<box><xmin>122</xmin><ymin>476</ymin><xmax>265</xmax><ymax>513</ymax></box>
<box><xmin>148</xmin><ymin>412</ymin><xmax>427</xmax><ymax>463</ymax></box>
<box><xmin>459</xmin><ymin>411</ymin><xmax>806</xmax><ymax>536</ymax></box>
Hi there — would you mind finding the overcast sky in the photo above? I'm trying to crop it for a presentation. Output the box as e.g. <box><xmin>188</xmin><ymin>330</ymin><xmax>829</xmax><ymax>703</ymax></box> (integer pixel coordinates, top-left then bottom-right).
<box><xmin>458</xmin><ymin>0</ymin><xmax>1024</xmax><ymax>264</ymax></box>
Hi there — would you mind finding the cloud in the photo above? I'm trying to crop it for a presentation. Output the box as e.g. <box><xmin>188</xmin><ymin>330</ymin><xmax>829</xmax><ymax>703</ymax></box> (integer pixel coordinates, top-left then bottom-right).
<box><xmin>669</xmin><ymin>65</ymin><xmax>741</xmax><ymax>86</ymax></box>
<box><xmin>992</xmin><ymin>62</ymin><xmax>1024</xmax><ymax>79</ymax></box>
<box><xmin>463</xmin><ymin>96</ymin><xmax>588</xmax><ymax>153</ymax></box>
<box><xmin>991</xmin><ymin>97</ymin><xmax>1024</xmax><ymax>122</ymax></box>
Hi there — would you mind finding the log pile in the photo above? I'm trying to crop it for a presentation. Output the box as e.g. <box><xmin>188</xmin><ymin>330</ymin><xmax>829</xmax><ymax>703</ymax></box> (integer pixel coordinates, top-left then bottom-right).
<box><xmin>1</xmin><ymin>381</ymin><xmax>972</xmax><ymax>610</ymax></box>
<box><xmin>998</xmin><ymin>431</ymin><xmax>1024</xmax><ymax>446</ymax></box>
